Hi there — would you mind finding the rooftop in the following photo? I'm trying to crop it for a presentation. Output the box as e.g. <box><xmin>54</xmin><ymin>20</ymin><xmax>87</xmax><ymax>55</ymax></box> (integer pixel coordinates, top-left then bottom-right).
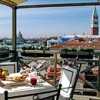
<box><xmin>51</xmin><ymin>37</ymin><xmax>100</xmax><ymax>50</ymax></box>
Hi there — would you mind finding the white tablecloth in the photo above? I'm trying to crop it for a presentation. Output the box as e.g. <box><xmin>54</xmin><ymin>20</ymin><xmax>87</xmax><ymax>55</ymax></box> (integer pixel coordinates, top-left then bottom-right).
<box><xmin>0</xmin><ymin>81</ymin><xmax>56</xmax><ymax>100</ymax></box>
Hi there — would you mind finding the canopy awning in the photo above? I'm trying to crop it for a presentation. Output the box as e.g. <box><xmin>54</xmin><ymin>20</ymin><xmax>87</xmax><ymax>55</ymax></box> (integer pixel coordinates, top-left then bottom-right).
<box><xmin>0</xmin><ymin>0</ymin><xmax>26</xmax><ymax>7</ymax></box>
<box><xmin>8</xmin><ymin>0</ymin><xmax>25</xmax><ymax>4</ymax></box>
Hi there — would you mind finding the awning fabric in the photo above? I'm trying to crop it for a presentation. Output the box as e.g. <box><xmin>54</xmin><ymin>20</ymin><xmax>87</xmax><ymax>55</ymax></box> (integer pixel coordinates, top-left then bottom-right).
<box><xmin>0</xmin><ymin>0</ymin><xmax>26</xmax><ymax>7</ymax></box>
<box><xmin>8</xmin><ymin>0</ymin><xmax>25</xmax><ymax>4</ymax></box>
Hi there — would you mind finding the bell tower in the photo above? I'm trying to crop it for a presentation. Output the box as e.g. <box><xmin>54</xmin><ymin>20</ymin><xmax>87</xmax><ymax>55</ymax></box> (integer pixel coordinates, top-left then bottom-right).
<box><xmin>91</xmin><ymin>7</ymin><xmax>99</xmax><ymax>35</ymax></box>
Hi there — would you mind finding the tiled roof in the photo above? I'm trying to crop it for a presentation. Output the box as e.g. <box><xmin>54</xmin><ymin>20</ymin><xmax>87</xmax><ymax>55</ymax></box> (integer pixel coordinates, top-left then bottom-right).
<box><xmin>51</xmin><ymin>39</ymin><xmax>100</xmax><ymax>50</ymax></box>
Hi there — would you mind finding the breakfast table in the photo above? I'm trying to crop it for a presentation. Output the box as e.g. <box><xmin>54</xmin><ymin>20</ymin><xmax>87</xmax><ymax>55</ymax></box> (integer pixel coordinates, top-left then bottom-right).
<box><xmin>0</xmin><ymin>79</ymin><xmax>57</xmax><ymax>100</ymax></box>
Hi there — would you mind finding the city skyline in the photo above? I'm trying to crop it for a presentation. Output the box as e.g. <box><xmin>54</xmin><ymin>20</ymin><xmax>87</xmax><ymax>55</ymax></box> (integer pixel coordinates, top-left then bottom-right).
<box><xmin>0</xmin><ymin>0</ymin><xmax>100</xmax><ymax>38</ymax></box>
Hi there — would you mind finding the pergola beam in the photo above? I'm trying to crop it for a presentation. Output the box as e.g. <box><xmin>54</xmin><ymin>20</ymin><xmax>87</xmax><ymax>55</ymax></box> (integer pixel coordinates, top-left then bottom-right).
<box><xmin>0</xmin><ymin>0</ymin><xmax>16</xmax><ymax>8</ymax></box>
<box><xmin>17</xmin><ymin>2</ymin><xmax>100</xmax><ymax>9</ymax></box>
<box><xmin>12</xmin><ymin>7</ymin><xmax>17</xmax><ymax>54</ymax></box>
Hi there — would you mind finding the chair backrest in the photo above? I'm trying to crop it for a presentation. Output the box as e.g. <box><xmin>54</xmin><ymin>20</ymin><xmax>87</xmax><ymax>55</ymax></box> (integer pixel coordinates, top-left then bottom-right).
<box><xmin>4</xmin><ymin>84</ymin><xmax>62</xmax><ymax>100</ymax></box>
<box><xmin>59</xmin><ymin>65</ymin><xmax>79</xmax><ymax>99</ymax></box>
<box><xmin>0</xmin><ymin>62</ymin><xmax>17</xmax><ymax>73</ymax></box>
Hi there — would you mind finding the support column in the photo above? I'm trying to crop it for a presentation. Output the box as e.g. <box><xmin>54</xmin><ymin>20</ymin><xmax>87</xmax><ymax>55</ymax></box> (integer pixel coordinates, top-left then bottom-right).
<box><xmin>12</xmin><ymin>7</ymin><xmax>17</xmax><ymax>62</ymax></box>
<box><xmin>97</xmin><ymin>56</ymin><xmax>100</xmax><ymax>97</ymax></box>
<box><xmin>54</xmin><ymin>52</ymin><xmax>57</xmax><ymax>85</ymax></box>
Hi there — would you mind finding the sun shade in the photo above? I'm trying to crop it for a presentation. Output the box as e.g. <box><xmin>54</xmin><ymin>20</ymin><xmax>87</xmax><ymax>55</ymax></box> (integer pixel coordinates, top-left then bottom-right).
<box><xmin>0</xmin><ymin>0</ymin><xmax>26</xmax><ymax>7</ymax></box>
<box><xmin>4</xmin><ymin>0</ymin><xmax>25</xmax><ymax>4</ymax></box>
<box><xmin>12</xmin><ymin>0</ymin><xmax>25</xmax><ymax>4</ymax></box>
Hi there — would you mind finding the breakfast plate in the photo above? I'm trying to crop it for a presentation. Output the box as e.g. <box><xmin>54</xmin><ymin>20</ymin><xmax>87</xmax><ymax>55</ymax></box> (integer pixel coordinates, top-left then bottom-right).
<box><xmin>1</xmin><ymin>80</ymin><xmax>29</xmax><ymax>87</ymax></box>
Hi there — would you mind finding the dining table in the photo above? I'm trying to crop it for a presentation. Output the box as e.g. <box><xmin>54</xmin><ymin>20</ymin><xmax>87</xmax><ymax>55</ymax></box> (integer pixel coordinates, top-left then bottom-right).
<box><xmin>0</xmin><ymin>78</ymin><xmax>57</xmax><ymax>100</ymax></box>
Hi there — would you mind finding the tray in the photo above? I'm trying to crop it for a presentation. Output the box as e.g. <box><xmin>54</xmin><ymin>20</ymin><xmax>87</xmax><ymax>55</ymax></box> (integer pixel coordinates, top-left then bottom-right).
<box><xmin>1</xmin><ymin>80</ymin><xmax>29</xmax><ymax>87</ymax></box>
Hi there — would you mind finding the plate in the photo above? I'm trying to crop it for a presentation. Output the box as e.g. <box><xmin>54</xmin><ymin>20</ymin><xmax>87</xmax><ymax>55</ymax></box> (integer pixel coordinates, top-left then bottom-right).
<box><xmin>1</xmin><ymin>80</ymin><xmax>29</xmax><ymax>87</ymax></box>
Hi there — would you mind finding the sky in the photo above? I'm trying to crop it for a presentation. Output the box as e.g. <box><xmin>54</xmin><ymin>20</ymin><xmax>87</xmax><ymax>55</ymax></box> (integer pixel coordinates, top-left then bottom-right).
<box><xmin>0</xmin><ymin>0</ymin><xmax>100</xmax><ymax>38</ymax></box>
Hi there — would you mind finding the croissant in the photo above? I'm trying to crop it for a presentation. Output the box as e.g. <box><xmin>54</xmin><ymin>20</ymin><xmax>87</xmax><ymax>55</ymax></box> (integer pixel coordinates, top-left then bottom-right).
<box><xmin>7</xmin><ymin>73</ymin><xmax>27</xmax><ymax>82</ymax></box>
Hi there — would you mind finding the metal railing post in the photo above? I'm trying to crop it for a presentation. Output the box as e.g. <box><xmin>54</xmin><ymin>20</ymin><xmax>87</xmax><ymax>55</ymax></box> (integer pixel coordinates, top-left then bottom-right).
<box><xmin>97</xmin><ymin>56</ymin><xmax>100</xmax><ymax>97</ymax></box>
<box><xmin>12</xmin><ymin>7</ymin><xmax>17</xmax><ymax>62</ymax></box>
